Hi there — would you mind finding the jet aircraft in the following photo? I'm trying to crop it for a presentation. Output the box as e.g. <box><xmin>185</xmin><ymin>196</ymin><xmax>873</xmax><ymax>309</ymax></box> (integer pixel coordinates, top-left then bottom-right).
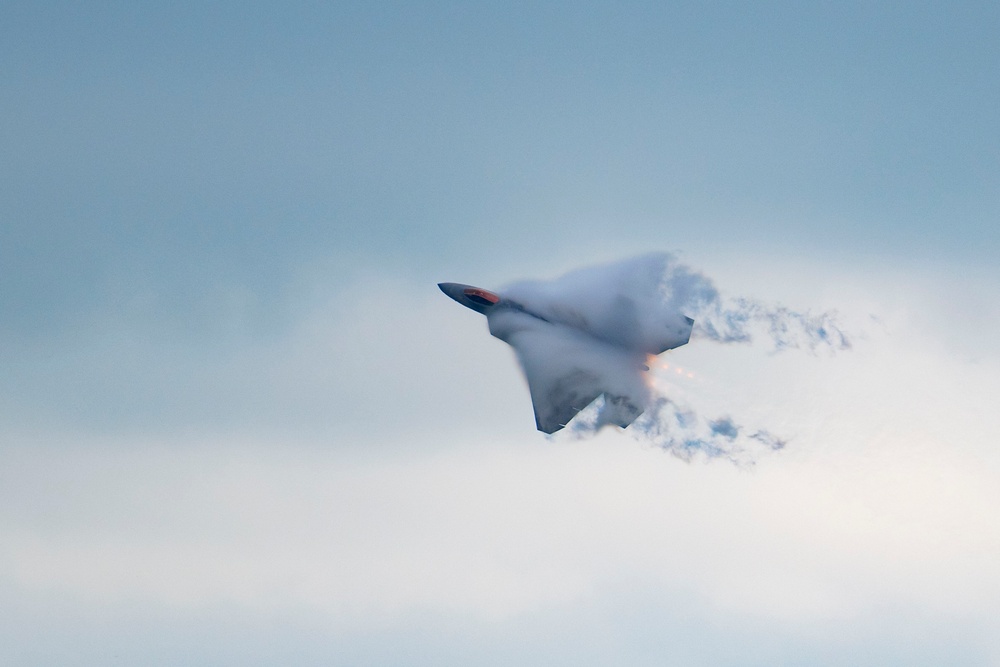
<box><xmin>439</xmin><ymin>281</ymin><xmax>694</xmax><ymax>433</ymax></box>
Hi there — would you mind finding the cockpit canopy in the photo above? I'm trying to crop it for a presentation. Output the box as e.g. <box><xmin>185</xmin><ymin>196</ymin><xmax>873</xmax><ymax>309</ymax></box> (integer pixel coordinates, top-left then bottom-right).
<box><xmin>463</xmin><ymin>288</ymin><xmax>500</xmax><ymax>307</ymax></box>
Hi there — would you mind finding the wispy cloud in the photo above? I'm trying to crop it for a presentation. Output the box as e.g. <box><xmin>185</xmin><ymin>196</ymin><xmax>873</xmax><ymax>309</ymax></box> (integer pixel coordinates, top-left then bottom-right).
<box><xmin>568</xmin><ymin>395</ymin><xmax>786</xmax><ymax>467</ymax></box>
<box><xmin>628</xmin><ymin>253</ymin><xmax>852</xmax><ymax>352</ymax></box>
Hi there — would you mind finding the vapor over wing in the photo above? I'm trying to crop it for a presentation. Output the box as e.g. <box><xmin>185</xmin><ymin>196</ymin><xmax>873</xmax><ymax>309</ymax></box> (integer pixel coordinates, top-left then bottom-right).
<box><xmin>488</xmin><ymin>309</ymin><xmax>650</xmax><ymax>433</ymax></box>
<box><xmin>500</xmin><ymin>254</ymin><xmax>695</xmax><ymax>355</ymax></box>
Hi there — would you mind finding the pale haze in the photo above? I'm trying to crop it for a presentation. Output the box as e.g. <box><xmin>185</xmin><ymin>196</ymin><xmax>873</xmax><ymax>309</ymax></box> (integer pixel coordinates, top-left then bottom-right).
<box><xmin>2</xmin><ymin>3</ymin><xmax>999</xmax><ymax>665</ymax></box>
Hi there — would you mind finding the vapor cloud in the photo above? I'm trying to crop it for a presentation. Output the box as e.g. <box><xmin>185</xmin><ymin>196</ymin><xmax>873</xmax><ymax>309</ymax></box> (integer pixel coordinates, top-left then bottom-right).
<box><xmin>595</xmin><ymin>253</ymin><xmax>852</xmax><ymax>352</ymax></box>
<box><xmin>568</xmin><ymin>394</ymin><xmax>787</xmax><ymax>466</ymax></box>
<box><xmin>502</xmin><ymin>254</ymin><xmax>851</xmax><ymax>462</ymax></box>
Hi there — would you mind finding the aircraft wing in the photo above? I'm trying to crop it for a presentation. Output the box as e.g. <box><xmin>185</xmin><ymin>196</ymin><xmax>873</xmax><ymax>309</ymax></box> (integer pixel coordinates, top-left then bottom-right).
<box><xmin>524</xmin><ymin>364</ymin><xmax>605</xmax><ymax>434</ymax></box>
<box><xmin>490</xmin><ymin>311</ymin><xmax>649</xmax><ymax>434</ymax></box>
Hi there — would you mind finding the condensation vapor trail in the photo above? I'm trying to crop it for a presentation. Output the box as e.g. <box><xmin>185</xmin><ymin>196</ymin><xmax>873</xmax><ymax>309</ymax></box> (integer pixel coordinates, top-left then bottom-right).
<box><xmin>518</xmin><ymin>253</ymin><xmax>851</xmax><ymax>463</ymax></box>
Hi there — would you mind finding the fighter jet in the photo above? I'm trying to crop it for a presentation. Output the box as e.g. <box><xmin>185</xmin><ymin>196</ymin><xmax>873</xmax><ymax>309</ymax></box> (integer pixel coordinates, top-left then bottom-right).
<box><xmin>439</xmin><ymin>281</ymin><xmax>694</xmax><ymax>433</ymax></box>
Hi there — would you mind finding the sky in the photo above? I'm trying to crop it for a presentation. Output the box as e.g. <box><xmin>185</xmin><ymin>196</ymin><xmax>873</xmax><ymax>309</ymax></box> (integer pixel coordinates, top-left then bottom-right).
<box><xmin>2</xmin><ymin>2</ymin><xmax>999</xmax><ymax>665</ymax></box>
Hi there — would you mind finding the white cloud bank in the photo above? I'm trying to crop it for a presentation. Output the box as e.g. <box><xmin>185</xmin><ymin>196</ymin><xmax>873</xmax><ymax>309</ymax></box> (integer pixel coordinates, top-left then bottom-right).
<box><xmin>1</xmin><ymin>255</ymin><xmax>998</xmax><ymax>665</ymax></box>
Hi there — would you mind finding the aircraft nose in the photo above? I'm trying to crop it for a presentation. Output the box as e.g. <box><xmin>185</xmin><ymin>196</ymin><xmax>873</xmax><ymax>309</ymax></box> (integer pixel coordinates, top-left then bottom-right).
<box><xmin>438</xmin><ymin>282</ymin><xmax>500</xmax><ymax>314</ymax></box>
<box><xmin>438</xmin><ymin>282</ymin><xmax>465</xmax><ymax>303</ymax></box>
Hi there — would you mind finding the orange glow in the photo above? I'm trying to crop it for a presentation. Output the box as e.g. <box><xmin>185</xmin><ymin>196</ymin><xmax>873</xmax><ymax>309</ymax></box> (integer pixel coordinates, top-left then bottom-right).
<box><xmin>648</xmin><ymin>356</ymin><xmax>699</xmax><ymax>385</ymax></box>
<box><xmin>462</xmin><ymin>288</ymin><xmax>500</xmax><ymax>304</ymax></box>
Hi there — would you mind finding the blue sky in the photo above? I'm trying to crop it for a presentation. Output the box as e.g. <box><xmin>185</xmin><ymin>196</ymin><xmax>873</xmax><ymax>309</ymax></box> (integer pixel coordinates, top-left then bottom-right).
<box><xmin>2</xmin><ymin>2</ymin><xmax>999</xmax><ymax>665</ymax></box>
